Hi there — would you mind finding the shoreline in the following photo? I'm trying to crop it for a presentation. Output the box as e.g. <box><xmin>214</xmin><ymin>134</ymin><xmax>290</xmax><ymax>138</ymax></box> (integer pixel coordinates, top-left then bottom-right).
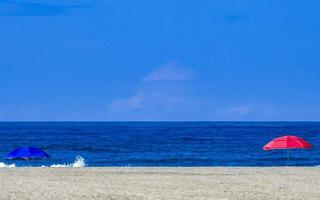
<box><xmin>0</xmin><ymin>167</ymin><xmax>319</xmax><ymax>199</ymax></box>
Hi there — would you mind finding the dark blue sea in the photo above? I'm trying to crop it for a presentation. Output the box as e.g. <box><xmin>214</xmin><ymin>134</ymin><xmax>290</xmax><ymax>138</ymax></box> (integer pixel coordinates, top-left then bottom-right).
<box><xmin>0</xmin><ymin>122</ymin><xmax>319</xmax><ymax>167</ymax></box>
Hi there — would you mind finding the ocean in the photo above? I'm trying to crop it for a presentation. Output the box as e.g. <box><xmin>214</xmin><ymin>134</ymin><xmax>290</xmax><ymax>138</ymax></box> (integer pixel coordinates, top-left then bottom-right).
<box><xmin>0</xmin><ymin>122</ymin><xmax>319</xmax><ymax>167</ymax></box>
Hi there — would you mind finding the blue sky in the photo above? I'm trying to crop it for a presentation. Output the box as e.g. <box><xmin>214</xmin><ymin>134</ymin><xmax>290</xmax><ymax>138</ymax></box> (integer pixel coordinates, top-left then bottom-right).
<box><xmin>0</xmin><ymin>0</ymin><xmax>320</xmax><ymax>121</ymax></box>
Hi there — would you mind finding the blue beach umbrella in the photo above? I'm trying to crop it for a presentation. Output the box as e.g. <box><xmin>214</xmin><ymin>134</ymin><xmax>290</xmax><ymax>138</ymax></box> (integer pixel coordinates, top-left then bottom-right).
<box><xmin>5</xmin><ymin>147</ymin><xmax>49</xmax><ymax>160</ymax></box>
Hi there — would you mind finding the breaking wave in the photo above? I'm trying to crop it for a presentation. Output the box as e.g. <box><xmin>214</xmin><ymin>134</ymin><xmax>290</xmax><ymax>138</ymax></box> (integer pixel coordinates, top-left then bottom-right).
<box><xmin>0</xmin><ymin>162</ymin><xmax>16</xmax><ymax>168</ymax></box>
<box><xmin>50</xmin><ymin>156</ymin><xmax>86</xmax><ymax>168</ymax></box>
<box><xmin>0</xmin><ymin>156</ymin><xmax>86</xmax><ymax>168</ymax></box>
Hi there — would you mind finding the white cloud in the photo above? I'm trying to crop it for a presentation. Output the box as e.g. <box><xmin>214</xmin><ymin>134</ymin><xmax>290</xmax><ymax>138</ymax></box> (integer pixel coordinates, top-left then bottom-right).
<box><xmin>108</xmin><ymin>92</ymin><xmax>144</xmax><ymax>111</ymax></box>
<box><xmin>104</xmin><ymin>61</ymin><xmax>253</xmax><ymax>120</ymax></box>
<box><xmin>142</xmin><ymin>61</ymin><xmax>196</xmax><ymax>81</ymax></box>
<box><xmin>228</xmin><ymin>105</ymin><xmax>253</xmax><ymax>116</ymax></box>
<box><xmin>222</xmin><ymin>104</ymin><xmax>278</xmax><ymax>120</ymax></box>
<box><xmin>108</xmin><ymin>61</ymin><xmax>197</xmax><ymax>115</ymax></box>
<box><xmin>108</xmin><ymin>88</ymin><xmax>186</xmax><ymax>113</ymax></box>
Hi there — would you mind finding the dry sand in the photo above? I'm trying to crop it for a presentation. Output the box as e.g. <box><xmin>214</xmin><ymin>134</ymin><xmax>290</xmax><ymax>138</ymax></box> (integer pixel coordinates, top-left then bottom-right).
<box><xmin>0</xmin><ymin>167</ymin><xmax>319</xmax><ymax>200</ymax></box>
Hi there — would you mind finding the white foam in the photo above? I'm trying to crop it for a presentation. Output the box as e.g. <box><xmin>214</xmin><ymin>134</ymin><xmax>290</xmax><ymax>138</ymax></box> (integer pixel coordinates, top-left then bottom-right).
<box><xmin>71</xmin><ymin>156</ymin><xmax>86</xmax><ymax>167</ymax></box>
<box><xmin>0</xmin><ymin>156</ymin><xmax>86</xmax><ymax>168</ymax></box>
<box><xmin>49</xmin><ymin>164</ymin><xmax>66</xmax><ymax>167</ymax></box>
<box><xmin>50</xmin><ymin>156</ymin><xmax>86</xmax><ymax>168</ymax></box>
<box><xmin>0</xmin><ymin>162</ymin><xmax>16</xmax><ymax>168</ymax></box>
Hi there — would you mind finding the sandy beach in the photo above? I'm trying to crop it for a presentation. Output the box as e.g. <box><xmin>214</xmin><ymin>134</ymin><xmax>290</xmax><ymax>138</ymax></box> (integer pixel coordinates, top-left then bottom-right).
<box><xmin>0</xmin><ymin>167</ymin><xmax>318</xmax><ymax>200</ymax></box>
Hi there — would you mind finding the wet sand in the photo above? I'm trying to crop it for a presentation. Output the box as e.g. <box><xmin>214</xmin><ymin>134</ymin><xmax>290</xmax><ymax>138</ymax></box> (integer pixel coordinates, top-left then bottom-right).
<box><xmin>0</xmin><ymin>167</ymin><xmax>319</xmax><ymax>200</ymax></box>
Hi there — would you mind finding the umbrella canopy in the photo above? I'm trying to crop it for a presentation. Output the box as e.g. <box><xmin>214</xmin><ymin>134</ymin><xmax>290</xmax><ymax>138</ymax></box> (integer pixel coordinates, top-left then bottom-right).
<box><xmin>263</xmin><ymin>135</ymin><xmax>312</xmax><ymax>150</ymax></box>
<box><xmin>5</xmin><ymin>147</ymin><xmax>49</xmax><ymax>160</ymax></box>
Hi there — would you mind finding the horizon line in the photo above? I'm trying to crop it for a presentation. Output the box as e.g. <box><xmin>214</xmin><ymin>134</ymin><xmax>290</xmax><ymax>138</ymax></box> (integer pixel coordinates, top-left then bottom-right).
<box><xmin>0</xmin><ymin>120</ymin><xmax>319</xmax><ymax>123</ymax></box>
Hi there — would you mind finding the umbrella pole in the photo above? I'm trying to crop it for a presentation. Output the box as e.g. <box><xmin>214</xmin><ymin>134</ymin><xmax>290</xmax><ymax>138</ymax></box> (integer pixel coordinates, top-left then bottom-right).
<box><xmin>287</xmin><ymin>149</ymin><xmax>290</xmax><ymax>166</ymax></box>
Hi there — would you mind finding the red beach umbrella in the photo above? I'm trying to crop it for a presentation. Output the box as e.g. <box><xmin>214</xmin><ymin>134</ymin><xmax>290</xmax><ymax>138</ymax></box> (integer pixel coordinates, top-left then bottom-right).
<box><xmin>263</xmin><ymin>135</ymin><xmax>312</xmax><ymax>165</ymax></box>
<box><xmin>263</xmin><ymin>135</ymin><xmax>312</xmax><ymax>150</ymax></box>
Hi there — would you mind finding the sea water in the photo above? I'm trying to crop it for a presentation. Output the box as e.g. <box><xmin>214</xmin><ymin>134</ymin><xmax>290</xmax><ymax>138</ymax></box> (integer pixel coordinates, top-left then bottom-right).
<box><xmin>0</xmin><ymin>122</ymin><xmax>319</xmax><ymax>167</ymax></box>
